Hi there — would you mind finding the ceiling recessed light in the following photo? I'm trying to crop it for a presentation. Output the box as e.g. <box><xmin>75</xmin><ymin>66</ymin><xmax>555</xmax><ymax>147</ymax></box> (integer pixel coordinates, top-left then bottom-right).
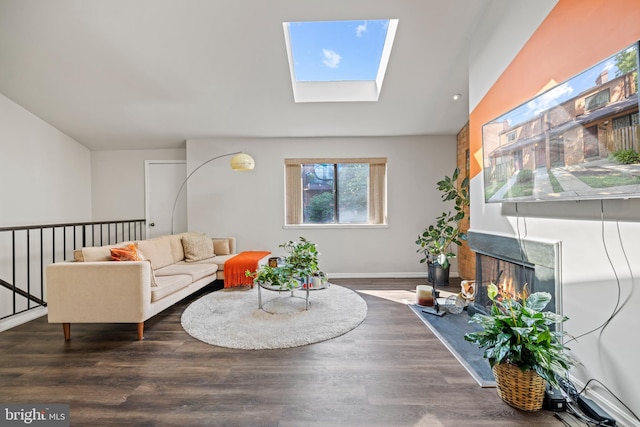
<box><xmin>453</xmin><ymin>93</ymin><xmax>462</xmax><ymax>101</ymax></box>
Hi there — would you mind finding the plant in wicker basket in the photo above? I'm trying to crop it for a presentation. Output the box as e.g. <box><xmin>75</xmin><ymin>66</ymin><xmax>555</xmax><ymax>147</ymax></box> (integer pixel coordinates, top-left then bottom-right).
<box><xmin>464</xmin><ymin>283</ymin><xmax>573</xmax><ymax>411</ymax></box>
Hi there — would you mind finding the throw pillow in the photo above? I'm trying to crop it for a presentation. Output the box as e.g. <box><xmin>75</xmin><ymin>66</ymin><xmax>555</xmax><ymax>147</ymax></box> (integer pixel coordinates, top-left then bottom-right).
<box><xmin>182</xmin><ymin>233</ymin><xmax>215</xmax><ymax>262</ymax></box>
<box><xmin>213</xmin><ymin>238</ymin><xmax>231</xmax><ymax>255</ymax></box>
<box><xmin>111</xmin><ymin>243</ymin><xmax>141</xmax><ymax>261</ymax></box>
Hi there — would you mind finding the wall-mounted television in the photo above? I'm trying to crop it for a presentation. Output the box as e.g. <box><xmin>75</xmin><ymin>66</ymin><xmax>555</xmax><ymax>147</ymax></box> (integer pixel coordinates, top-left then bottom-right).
<box><xmin>482</xmin><ymin>41</ymin><xmax>640</xmax><ymax>203</ymax></box>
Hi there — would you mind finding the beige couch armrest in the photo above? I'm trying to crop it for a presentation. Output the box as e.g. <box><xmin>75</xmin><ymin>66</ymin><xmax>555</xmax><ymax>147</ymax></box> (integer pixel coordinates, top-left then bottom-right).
<box><xmin>46</xmin><ymin>261</ymin><xmax>152</xmax><ymax>324</ymax></box>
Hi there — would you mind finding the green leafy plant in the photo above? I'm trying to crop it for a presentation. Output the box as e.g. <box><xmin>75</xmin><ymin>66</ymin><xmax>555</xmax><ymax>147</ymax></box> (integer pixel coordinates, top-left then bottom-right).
<box><xmin>279</xmin><ymin>236</ymin><xmax>320</xmax><ymax>281</ymax></box>
<box><xmin>516</xmin><ymin>169</ymin><xmax>534</xmax><ymax>183</ymax></box>
<box><xmin>464</xmin><ymin>283</ymin><xmax>573</xmax><ymax>387</ymax></box>
<box><xmin>415</xmin><ymin>167</ymin><xmax>469</xmax><ymax>269</ymax></box>
<box><xmin>609</xmin><ymin>149</ymin><xmax>640</xmax><ymax>165</ymax></box>
<box><xmin>305</xmin><ymin>192</ymin><xmax>334</xmax><ymax>223</ymax></box>
<box><xmin>245</xmin><ymin>264</ymin><xmax>287</xmax><ymax>288</ymax></box>
<box><xmin>246</xmin><ymin>237</ymin><xmax>323</xmax><ymax>290</ymax></box>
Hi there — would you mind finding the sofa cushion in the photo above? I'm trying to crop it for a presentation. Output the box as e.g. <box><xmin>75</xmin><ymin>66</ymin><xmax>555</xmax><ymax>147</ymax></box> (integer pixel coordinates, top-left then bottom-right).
<box><xmin>213</xmin><ymin>238</ymin><xmax>231</xmax><ymax>255</ymax></box>
<box><xmin>187</xmin><ymin>254</ymin><xmax>236</xmax><ymax>271</ymax></box>
<box><xmin>151</xmin><ymin>274</ymin><xmax>193</xmax><ymax>302</ymax></box>
<box><xmin>154</xmin><ymin>263</ymin><xmax>218</xmax><ymax>282</ymax></box>
<box><xmin>111</xmin><ymin>243</ymin><xmax>142</xmax><ymax>261</ymax></box>
<box><xmin>182</xmin><ymin>233</ymin><xmax>215</xmax><ymax>262</ymax></box>
<box><xmin>135</xmin><ymin>250</ymin><xmax>159</xmax><ymax>287</ymax></box>
<box><xmin>166</xmin><ymin>232</ymin><xmax>198</xmax><ymax>264</ymax></box>
<box><xmin>137</xmin><ymin>236</ymin><xmax>174</xmax><ymax>270</ymax></box>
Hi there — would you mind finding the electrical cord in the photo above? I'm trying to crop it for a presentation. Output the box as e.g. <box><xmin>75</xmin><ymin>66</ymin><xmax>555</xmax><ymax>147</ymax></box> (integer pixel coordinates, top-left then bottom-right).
<box><xmin>602</xmin><ymin>219</ymin><xmax>635</xmax><ymax>333</ymax></box>
<box><xmin>514</xmin><ymin>202</ymin><xmax>531</xmax><ymax>289</ymax></box>
<box><xmin>516</xmin><ymin>200</ymin><xmax>637</xmax><ymax>426</ymax></box>
<box><xmin>558</xmin><ymin>378</ymin><xmax>609</xmax><ymax>426</ymax></box>
<box><xmin>578</xmin><ymin>379</ymin><xmax>640</xmax><ymax>424</ymax></box>
<box><xmin>566</xmin><ymin>200</ymin><xmax>621</xmax><ymax>344</ymax></box>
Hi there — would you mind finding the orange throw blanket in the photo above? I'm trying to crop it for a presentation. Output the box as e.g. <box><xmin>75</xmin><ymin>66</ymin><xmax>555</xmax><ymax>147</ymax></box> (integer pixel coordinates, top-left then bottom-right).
<box><xmin>224</xmin><ymin>251</ymin><xmax>271</xmax><ymax>289</ymax></box>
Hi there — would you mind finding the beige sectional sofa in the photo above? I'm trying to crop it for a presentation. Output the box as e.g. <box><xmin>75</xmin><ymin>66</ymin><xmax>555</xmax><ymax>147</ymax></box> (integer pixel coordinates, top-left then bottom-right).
<box><xmin>46</xmin><ymin>232</ymin><xmax>236</xmax><ymax>341</ymax></box>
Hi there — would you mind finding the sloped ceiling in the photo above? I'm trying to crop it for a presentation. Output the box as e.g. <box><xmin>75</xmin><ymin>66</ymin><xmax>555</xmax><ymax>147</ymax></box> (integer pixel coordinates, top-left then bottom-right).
<box><xmin>0</xmin><ymin>0</ymin><xmax>544</xmax><ymax>150</ymax></box>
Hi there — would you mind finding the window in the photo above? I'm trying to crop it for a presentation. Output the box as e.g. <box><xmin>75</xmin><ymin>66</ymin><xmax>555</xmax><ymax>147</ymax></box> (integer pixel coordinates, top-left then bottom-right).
<box><xmin>613</xmin><ymin>112</ymin><xmax>639</xmax><ymax>129</ymax></box>
<box><xmin>283</xmin><ymin>20</ymin><xmax>399</xmax><ymax>103</ymax></box>
<box><xmin>584</xmin><ymin>88</ymin><xmax>610</xmax><ymax>111</ymax></box>
<box><xmin>506</xmin><ymin>130</ymin><xmax>517</xmax><ymax>142</ymax></box>
<box><xmin>285</xmin><ymin>158</ymin><xmax>387</xmax><ymax>226</ymax></box>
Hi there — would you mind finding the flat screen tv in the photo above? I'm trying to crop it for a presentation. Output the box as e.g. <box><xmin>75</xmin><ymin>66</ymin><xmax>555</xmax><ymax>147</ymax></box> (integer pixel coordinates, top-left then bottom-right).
<box><xmin>482</xmin><ymin>41</ymin><xmax>640</xmax><ymax>203</ymax></box>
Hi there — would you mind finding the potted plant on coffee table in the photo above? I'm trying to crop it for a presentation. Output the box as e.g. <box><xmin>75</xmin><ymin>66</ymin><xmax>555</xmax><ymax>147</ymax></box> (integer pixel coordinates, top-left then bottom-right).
<box><xmin>464</xmin><ymin>283</ymin><xmax>573</xmax><ymax>411</ymax></box>
<box><xmin>246</xmin><ymin>237</ymin><xmax>324</xmax><ymax>290</ymax></box>
<box><xmin>415</xmin><ymin>167</ymin><xmax>469</xmax><ymax>284</ymax></box>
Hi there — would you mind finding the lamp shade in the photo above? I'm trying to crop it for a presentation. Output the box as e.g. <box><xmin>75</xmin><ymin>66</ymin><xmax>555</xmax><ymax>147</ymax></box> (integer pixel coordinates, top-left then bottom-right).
<box><xmin>230</xmin><ymin>153</ymin><xmax>255</xmax><ymax>171</ymax></box>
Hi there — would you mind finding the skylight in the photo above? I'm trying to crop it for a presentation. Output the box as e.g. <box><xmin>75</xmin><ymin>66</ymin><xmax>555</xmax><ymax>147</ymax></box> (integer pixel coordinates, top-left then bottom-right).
<box><xmin>283</xmin><ymin>19</ymin><xmax>398</xmax><ymax>103</ymax></box>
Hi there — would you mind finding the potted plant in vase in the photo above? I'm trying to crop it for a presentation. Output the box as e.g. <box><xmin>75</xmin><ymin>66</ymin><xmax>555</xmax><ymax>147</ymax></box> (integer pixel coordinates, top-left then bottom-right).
<box><xmin>280</xmin><ymin>236</ymin><xmax>320</xmax><ymax>287</ymax></box>
<box><xmin>415</xmin><ymin>167</ymin><xmax>469</xmax><ymax>285</ymax></box>
<box><xmin>464</xmin><ymin>283</ymin><xmax>573</xmax><ymax>411</ymax></box>
<box><xmin>247</xmin><ymin>237</ymin><xmax>325</xmax><ymax>290</ymax></box>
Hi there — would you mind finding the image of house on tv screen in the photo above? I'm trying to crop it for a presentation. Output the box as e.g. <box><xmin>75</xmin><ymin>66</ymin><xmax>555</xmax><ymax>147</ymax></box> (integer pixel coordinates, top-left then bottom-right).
<box><xmin>482</xmin><ymin>41</ymin><xmax>640</xmax><ymax>203</ymax></box>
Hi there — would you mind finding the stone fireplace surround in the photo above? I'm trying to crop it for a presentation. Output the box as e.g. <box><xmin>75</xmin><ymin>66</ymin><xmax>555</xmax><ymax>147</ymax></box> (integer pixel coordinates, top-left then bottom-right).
<box><xmin>467</xmin><ymin>231</ymin><xmax>562</xmax><ymax>316</ymax></box>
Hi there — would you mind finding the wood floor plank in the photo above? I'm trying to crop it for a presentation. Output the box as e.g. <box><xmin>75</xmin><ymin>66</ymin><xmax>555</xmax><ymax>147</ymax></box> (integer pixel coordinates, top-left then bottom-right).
<box><xmin>0</xmin><ymin>279</ymin><xmax>562</xmax><ymax>426</ymax></box>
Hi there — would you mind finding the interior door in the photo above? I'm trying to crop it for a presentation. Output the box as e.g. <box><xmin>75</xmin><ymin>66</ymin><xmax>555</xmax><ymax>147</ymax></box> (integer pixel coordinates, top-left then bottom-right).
<box><xmin>144</xmin><ymin>160</ymin><xmax>186</xmax><ymax>238</ymax></box>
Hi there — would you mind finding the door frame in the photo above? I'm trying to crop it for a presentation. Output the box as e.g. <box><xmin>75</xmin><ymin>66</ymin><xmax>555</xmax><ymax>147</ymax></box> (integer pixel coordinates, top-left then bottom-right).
<box><xmin>144</xmin><ymin>160</ymin><xmax>186</xmax><ymax>238</ymax></box>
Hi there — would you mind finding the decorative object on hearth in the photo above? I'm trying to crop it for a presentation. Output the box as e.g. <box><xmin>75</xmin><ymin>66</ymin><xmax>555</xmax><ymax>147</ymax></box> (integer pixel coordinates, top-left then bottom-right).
<box><xmin>170</xmin><ymin>151</ymin><xmax>255</xmax><ymax>234</ymax></box>
<box><xmin>415</xmin><ymin>284</ymin><xmax>444</xmax><ymax>316</ymax></box>
<box><xmin>464</xmin><ymin>283</ymin><xmax>573</xmax><ymax>411</ymax></box>
<box><xmin>181</xmin><ymin>284</ymin><xmax>366</xmax><ymax>349</ymax></box>
<box><xmin>460</xmin><ymin>280</ymin><xmax>476</xmax><ymax>301</ymax></box>
<box><xmin>415</xmin><ymin>167</ymin><xmax>469</xmax><ymax>285</ymax></box>
<box><xmin>415</xmin><ymin>284</ymin><xmax>435</xmax><ymax>307</ymax></box>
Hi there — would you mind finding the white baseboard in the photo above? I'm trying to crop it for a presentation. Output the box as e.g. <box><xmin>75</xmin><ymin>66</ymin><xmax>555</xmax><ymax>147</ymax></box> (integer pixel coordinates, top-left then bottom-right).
<box><xmin>0</xmin><ymin>307</ymin><xmax>47</xmax><ymax>333</ymax></box>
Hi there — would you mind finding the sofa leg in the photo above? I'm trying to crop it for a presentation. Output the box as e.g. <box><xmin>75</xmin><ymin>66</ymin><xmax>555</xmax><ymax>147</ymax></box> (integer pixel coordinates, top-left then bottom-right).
<box><xmin>62</xmin><ymin>323</ymin><xmax>71</xmax><ymax>341</ymax></box>
<box><xmin>137</xmin><ymin>322</ymin><xmax>144</xmax><ymax>340</ymax></box>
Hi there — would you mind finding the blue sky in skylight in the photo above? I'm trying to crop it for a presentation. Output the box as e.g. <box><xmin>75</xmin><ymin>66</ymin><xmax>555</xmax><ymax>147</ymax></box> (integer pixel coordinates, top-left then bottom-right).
<box><xmin>288</xmin><ymin>19</ymin><xmax>390</xmax><ymax>82</ymax></box>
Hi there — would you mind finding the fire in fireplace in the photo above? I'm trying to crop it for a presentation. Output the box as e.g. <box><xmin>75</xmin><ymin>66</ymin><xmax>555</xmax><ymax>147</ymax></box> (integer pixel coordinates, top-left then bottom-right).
<box><xmin>467</xmin><ymin>231</ymin><xmax>561</xmax><ymax>318</ymax></box>
<box><xmin>471</xmin><ymin>253</ymin><xmax>535</xmax><ymax>315</ymax></box>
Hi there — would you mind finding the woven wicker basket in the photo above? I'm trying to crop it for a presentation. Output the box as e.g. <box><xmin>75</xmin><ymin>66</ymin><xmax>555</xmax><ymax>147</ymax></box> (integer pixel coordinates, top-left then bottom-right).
<box><xmin>492</xmin><ymin>363</ymin><xmax>546</xmax><ymax>411</ymax></box>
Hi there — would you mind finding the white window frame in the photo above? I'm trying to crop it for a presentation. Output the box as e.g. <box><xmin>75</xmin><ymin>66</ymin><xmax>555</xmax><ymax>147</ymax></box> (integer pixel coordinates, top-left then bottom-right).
<box><xmin>284</xmin><ymin>157</ymin><xmax>387</xmax><ymax>228</ymax></box>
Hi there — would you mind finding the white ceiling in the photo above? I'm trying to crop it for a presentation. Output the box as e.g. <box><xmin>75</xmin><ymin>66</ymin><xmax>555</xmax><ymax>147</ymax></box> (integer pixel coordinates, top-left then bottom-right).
<box><xmin>0</xmin><ymin>0</ymin><xmax>524</xmax><ymax>150</ymax></box>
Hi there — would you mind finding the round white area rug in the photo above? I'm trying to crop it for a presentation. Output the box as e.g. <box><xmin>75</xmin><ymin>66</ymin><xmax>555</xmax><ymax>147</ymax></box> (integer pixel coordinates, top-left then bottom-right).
<box><xmin>181</xmin><ymin>284</ymin><xmax>368</xmax><ymax>350</ymax></box>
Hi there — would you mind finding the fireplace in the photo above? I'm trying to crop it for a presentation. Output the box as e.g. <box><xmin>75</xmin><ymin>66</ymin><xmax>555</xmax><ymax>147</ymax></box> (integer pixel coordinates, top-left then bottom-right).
<box><xmin>467</xmin><ymin>231</ymin><xmax>561</xmax><ymax>316</ymax></box>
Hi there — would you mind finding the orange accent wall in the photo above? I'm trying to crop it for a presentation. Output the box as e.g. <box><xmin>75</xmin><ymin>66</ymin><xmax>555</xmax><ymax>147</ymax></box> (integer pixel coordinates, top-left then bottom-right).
<box><xmin>469</xmin><ymin>0</ymin><xmax>640</xmax><ymax>179</ymax></box>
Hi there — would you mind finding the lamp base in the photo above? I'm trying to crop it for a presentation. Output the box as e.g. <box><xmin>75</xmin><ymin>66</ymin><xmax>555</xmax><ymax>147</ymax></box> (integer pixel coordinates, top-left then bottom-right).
<box><xmin>421</xmin><ymin>306</ymin><xmax>445</xmax><ymax>317</ymax></box>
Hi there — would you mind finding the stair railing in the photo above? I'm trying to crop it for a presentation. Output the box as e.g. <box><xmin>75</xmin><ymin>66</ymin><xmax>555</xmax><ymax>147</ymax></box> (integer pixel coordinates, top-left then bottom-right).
<box><xmin>0</xmin><ymin>219</ymin><xmax>146</xmax><ymax>321</ymax></box>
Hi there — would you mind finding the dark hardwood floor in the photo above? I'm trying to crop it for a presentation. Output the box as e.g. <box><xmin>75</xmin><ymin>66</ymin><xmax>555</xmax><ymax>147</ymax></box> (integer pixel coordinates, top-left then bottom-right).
<box><xmin>0</xmin><ymin>278</ymin><xmax>563</xmax><ymax>426</ymax></box>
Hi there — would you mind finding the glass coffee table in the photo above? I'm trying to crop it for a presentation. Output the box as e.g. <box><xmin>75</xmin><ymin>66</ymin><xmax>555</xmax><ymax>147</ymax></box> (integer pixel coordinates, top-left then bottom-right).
<box><xmin>257</xmin><ymin>281</ymin><xmax>330</xmax><ymax>313</ymax></box>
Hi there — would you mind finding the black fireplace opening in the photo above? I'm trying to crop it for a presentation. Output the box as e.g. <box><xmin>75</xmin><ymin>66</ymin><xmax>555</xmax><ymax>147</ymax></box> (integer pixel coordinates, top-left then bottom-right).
<box><xmin>470</xmin><ymin>253</ymin><xmax>537</xmax><ymax>316</ymax></box>
<box><xmin>467</xmin><ymin>231</ymin><xmax>560</xmax><ymax>319</ymax></box>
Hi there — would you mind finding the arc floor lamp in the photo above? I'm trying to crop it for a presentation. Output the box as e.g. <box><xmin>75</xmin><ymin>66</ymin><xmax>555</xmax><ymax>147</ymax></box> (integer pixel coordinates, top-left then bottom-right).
<box><xmin>170</xmin><ymin>151</ymin><xmax>255</xmax><ymax>234</ymax></box>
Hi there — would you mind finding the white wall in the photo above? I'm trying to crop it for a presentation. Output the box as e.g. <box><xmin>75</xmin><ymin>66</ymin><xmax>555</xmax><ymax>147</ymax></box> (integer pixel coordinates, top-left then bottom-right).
<box><xmin>91</xmin><ymin>148</ymin><xmax>185</xmax><ymax>221</ymax></box>
<box><xmin>0</xmin><ymin>93</ymin><xmax>92</xmax><ymax>328</ymax></box>
<box><xmin>185</xmin><ymin>136</ymin><xmax>457</xmax><ymax>278</ymax></box>
<box><xmin>0</xmin><ymin>93</ymin><xmax>92</xmax><ymax>226</ymax></box>
<box><xmin>467</xmin><ymin>0</ymin><xmax>558</xmax><ymax>112</ymax></box>
<box><xmin>469</xmin><ymin>19</ymin><xmax>640</xmax><ymax>427</ymax></box>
